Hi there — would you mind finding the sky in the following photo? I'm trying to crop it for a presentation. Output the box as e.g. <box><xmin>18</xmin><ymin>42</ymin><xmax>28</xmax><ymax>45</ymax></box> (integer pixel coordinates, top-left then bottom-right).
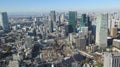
<box><xmin>0</xmin><ymin>0</ymin><xmax>120</xmax><ymax>14</ymax></box>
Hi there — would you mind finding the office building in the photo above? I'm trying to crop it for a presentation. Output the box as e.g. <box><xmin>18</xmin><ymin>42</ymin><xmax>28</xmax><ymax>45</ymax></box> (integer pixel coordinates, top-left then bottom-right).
<box><xmin>107</xmin><ymin>37</ymin><xmax>113</xmax><ymax>46</ymax></box>
<box><xmin>69</xmin><ymin>11</ymin><xmax>77</xmax><ymax>33</ymax></box>
<box><xmin>75</xmin><ymin>38</ymin><xmax>86</xmax><ymax>49</ymax></box>
<box><xmin>60</xmin><ymin>13</ymin><xmax>65</xmax><ymax>23</ymax></box>
<box><xmin>86</xmin><ymin>16</ymin><xmax>92</xmax><ymax>30</ymax></box>
<box><xmin>104</xmin><ymin>52</ymin><xmax>120</xmax><ymax>67</ymax></box>
<box><xmin>81</xmin><ymin>27</ymin><xmax>88</xmax><ymax>37</ymax></box>
<box><xmin>96</xmin><ymin>14</ymin><xmax>108</xmax><ymax>48</ymax></box>
<box><xmin>110</xmin><ymin>27</ymin><xmax>117</xmax><ymax>37</ymax></box>
<box><xmin>118</xmin><ymin>21</ymin><xmax>120</xmax><ymax>29</ymax></box>
<box><xmin>0</xmin><ymin>12</ymin><xmax>10</xmax><ymax>32</ymax></box>
<box><xmin>50</xmin><ymin>11</ymin><xmax>56</xmax><ymax>22</ymax></box>
<box><xmin>24</xmin><ymin>36</ymin><xmax>33</xmax><ymax>49</ymax></box>
<box><xmin>8</xmin><ymin>60</ymin><xmax>19</xmax><ymax>67</ymax></box>
<box><xmin>80</xmin><ymin>14</ymin><xmax>86</xmax><ymax>29</ymax></box>
<box><xmin>49</xmin><ymin>20</ymin><xmax>54</xmax><ymax>33</ymax></box>
<box><xmin>113</xmin><ymin>39</ymin><xmax>120</xmax><ymax>48</ymax></box>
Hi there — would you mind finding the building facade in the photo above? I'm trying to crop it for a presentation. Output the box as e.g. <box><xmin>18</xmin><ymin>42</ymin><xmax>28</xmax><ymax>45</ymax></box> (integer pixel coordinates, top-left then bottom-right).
<box><xmin>0</xmin><ymin>12</ymin><xmax>10</xmax><ymax>32</ymax></box>
<box><xmin>104</xmin><ymin>52</ymin><xmax>120</xmax><ymax>67</ymax></box>
<box><xmin>96</xmin><ymin>14</ymin><xmax>108</xmax><ymax>48</ymax></box>
<box><xmin>69</xmin><ymin>11</ymin><xmax>77</xmax><ymax>33</ymax></box>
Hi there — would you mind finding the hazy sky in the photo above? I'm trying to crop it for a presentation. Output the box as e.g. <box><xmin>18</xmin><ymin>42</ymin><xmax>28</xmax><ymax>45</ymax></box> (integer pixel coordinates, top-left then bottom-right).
<box><xmin>0</xmin><ymin>0</ymin><xmax>120</xmax><ymax>13</ymax></box>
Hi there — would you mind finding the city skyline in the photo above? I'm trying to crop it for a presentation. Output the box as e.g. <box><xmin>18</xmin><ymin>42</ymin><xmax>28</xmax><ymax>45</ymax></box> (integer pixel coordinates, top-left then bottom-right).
<box><xmin>1</xmin><ymin>1</ymin><xmax>120</xmax><ymax>66</ymax></box>
<box><xmin>0</xmin><ymin>0</ymin><xmax>120</xmax><ymax>14</ymax></box>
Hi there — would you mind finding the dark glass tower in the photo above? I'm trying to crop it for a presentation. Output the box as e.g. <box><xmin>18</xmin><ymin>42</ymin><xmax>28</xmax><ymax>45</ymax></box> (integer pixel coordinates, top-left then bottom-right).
<box><xmin>0</xmin><ymin>12</ymin><xmax>10</xmax><ymax>32</ymax></box>
<box><xmin>80</xmin><ymin>14</ymin><xmax>86</xmax><ymax>29</ymax></box>
<box><xmin>69</xmin><ymin>11</ymin><xmax>77</xmax><ymax>33</ymax></box>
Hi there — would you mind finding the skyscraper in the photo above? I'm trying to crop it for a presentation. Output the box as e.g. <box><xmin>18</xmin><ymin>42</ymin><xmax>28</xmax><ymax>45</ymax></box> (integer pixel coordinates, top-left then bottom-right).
<box><xmin>50</xmin><ymin>10</ymin><xmax>56</xmax><ymax>22</ymax></box>
<box><xmin>0</xmin><ymin>12</ymin><xmax>10</xmax><ymax>32</ymax></box>
<box><xmin>80</xmin><ymin>14</ymin><xmax>86</xmax><ymax>28</ymax></box>
<box><xmin>69</xmin><ymin>11</ymin><xmax>77</xmax><ymax>33</ymax></box>
<box><xmin>49</xmin><ymin>20</ymin><xmax>54</xmax><ymax>33</ymax></box>
<box><xmin>59</xmin><ymin>13</ymin><xmax>65</xmax><ymax>23</ymax></box>
<box><xmin>49</xmin><ymin>11</ymin><xmax>56</xmax><ymax>31</ymax></box>
<box><xmin>96</xmin><ymin>14</ymin><xmax>108</xmax><ymax>48</ymax></box>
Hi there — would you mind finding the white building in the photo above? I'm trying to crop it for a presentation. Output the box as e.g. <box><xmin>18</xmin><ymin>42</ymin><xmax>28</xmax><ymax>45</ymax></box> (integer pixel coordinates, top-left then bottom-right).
<box><xmin>81</xmin><ymin>27</ymin><xmax>88</xmax><ymax>37</ymax></box>
<box><xmin>8</xmin><ymin>60</ymin><xmax>19</xmax><ymax>67</ymax></box>
<box><xmin>104</xmin><ymin>52</ymin><xmax>120</xmax><ymax>67</ymax></box>
<box><xmin>96</xmin><ymin>14</ymin><xmax>108</xmax><ymax>48</ymax></box>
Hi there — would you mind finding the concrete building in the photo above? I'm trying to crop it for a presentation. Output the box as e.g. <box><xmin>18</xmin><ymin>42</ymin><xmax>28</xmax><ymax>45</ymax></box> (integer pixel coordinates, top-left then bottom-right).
<box><xmin>110</xmin><ymin>27</ymin><xmax>117</xmax><ymax>37</ymax></box>
<box><xmin>104</xmin><ymin>52</ymin><xmax>120</xmax><ymax>67</ymax></box>
<box><xmin>0</xmin><ymin>12</ymin><xmax>10</xmax><ymax>32</ymax></box>
<box><xmin>86</xmin><ymin>45</ymin><xmax>98</xmax><ymax>53</ymax></box>
<box><xmin>8</xmin><ymin>60</ymin><xmax>19</xmax><ymax>67</ymax></box>
<box><xmin>96</xmin><ymin>14</ymin><xmax>108</xmax><ymax>48</ymax></box>
<box><xmin>81</xmin><ymin>27</ymin><xmax>88</xmax><ymax>37</ymax></box>
<box><xmin>60</xmin><ymin>13</ymin><xmax>65</xmax><ymax>23</ymax></box>
<box><xmin>82</xmin><ymin>63</ymin><xmax>94</xmax><ymax>67</ymax></box>
<box><xmin>118</xmin><ymin>21</ymin><xmax>120</xmax><ymax>29</ymax></box>
<box><xmin>24</xmin><ymin>36</ymin><xmax>33</xmax><ymax>49</ymax></box>
<box><xmin>75</xmin><ymin>38</ymin><xmax>86</xmax><ymax>49</ymax></box>
<box><xmin>113</xmin><ymin>39</ymin><xmax>120</xmax><ymax>48</ymax></box>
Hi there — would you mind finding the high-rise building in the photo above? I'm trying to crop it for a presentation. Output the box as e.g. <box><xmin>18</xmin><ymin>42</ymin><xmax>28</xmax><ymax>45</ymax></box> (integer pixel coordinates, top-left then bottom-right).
<box><xmin>104</xmin><ymin>52</ymin><xmax>120</xmax><ymax>67</ymax></box>
<box><xmin>110</xmin><ymin>27</ymin><xmax>117</xmax><ymax>37</ymax></box>
<box><xmin>86</xmin><ymin>16</ymin><xmax>92</xmax><ymax>30</ymax></box>
<box><xmin>49</xmin><ymin>20</ymin><xmax>54</xmax><ymax>33</ymax></box>
<box><xmin>80</xmin><ymin>14</ymin><xmax>86</xmax><ymax>29</ymax></box>
<box><xmin>69</xmin><ymin>11</ymin><xmax>77</xmax><ymax>33</ymax></box>
<box><xmin>118</xmin><ymin>21</ymin><xmax>120</xmax><ymax>29</ymax></box>
<box><xmin>49</xmin><ymin>11</ymin><xmax>56</xmax><ymax>31</ymax></box>
<box><xmin>59</xmin><ymin>13</ymin><xmax>65</xmax><ymax>23</ymax></box>
<box><xmin>96</xmin><ymin>14</ymin><xmax>108</xmax><ymax>48</ymax></box>
<box><xmin>0</xmin><ymin>12</ymin><xmax>10</xmax><ymax>32</ymax></box>
<box><xmin>50</xmin><ymin>10</ymin><xmax>56</xmax><ymax>22</ymax></box>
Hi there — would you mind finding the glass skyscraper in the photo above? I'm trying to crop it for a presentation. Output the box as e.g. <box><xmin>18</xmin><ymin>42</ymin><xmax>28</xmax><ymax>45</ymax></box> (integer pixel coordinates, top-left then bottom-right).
<box><xmin>49</xmin><ymin>10</ymin><xmax>56</xmax><ymax>32</ymax></box>
<box><xmin>0</xmin><ymin>12</ymin><xmax>10</xmax><ymax>32</ymax></box>
<box><xmin>69</xmin><ymin>11</ymin><xmax>77</xmax><ymax>33</ymax></box>
<box><xmin>96</xmin><ymin>14</ymin><xmax>108</xmax><ymax>48</ymax></box>
<box><xmin>80</xmin><ymin>14</ymin><xmax>86</xmax><ymax>28</ymax></box>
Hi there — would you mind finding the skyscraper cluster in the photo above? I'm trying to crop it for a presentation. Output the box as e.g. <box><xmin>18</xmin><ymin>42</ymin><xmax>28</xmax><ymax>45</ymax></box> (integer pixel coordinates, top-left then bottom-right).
<box><xmin>1</xmin><ymin>10</ymin><xmax>120</xmax><ymax>67</ymax></box>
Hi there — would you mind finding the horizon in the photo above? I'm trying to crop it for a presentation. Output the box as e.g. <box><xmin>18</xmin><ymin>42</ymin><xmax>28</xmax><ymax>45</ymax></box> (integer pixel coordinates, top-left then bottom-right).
<box><xmin>1</xmin><ymin>0</ymin><xmax>120</xmax><ymax>15</ymax></box>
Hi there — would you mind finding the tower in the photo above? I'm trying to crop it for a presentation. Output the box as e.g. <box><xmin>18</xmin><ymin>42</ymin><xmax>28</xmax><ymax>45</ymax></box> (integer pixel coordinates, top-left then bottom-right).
<box><xmin>50</xmin><ymin>10</ymin><xmax>56</xmax><ymax>22</ymax></box>
<box><xmin>95</xmin><ymin>14</ymin><xmax>108</xmax><ymax>48</ymax></box>
<box><xmin>0</xmin><ymin>12</ymin><xmax>10</xmax><ymax>32</ymax></box>
<box><xmin>80</xmin><ymin>14</ymin><xmax>86</xmax><ymax>28</ymax></box>
<box><xmin>49</xmin><ymin>11</ymin><xmax>56</xmax><ymax>31</ymax></box>
<box><xmin>69</xmin><ymin>11</ymin><xmax>77</xmax><ymax>33</ymax></box>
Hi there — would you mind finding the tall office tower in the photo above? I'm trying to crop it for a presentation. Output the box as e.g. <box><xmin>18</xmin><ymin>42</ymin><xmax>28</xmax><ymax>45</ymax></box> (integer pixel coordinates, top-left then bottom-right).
<box><xmin>86</xmin><ymin>16</ymin><xmax>92</xmax><ymax>30</ymax></box>
<box><xmin>69</xmin><ymin>11</ymin><xmax>77</xmax><ymax>33</ymax></box>
<box><xmin>49</xmin><ymin>20</ymin><xmax>54</xmax><ymax>33</ymax></box>
<box><xmin>80</xmin><ymin>14</ymin><xmax>86</xmax><ymax>29</ymax></box>
<box><xmin>0</xmin><ymin>12</ymin><xmax>10</xmax><ymax>32</ymax></box>
<box><xmin>96</xmin><ymin>14</ymin><xmax>108</xmax><ymax>48</ymax></box>
<box><xmin>49</xmin><ymin>11</ymin><xmax>56</xmax><ymax>31</ymax></box>
<box><xmin>60</xmin><ymin>13</ymin><xmax>65</xmax><ymax>23</ymax></box>
<box><xmin>104</xmin><ymin>52</ymin><xmax>120</xmax><ymax>67</ymax></box>
<box><xmin>50</xmin><ymin>10</ymin><xmax>56</xmax><ymax>22</ymax></box>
